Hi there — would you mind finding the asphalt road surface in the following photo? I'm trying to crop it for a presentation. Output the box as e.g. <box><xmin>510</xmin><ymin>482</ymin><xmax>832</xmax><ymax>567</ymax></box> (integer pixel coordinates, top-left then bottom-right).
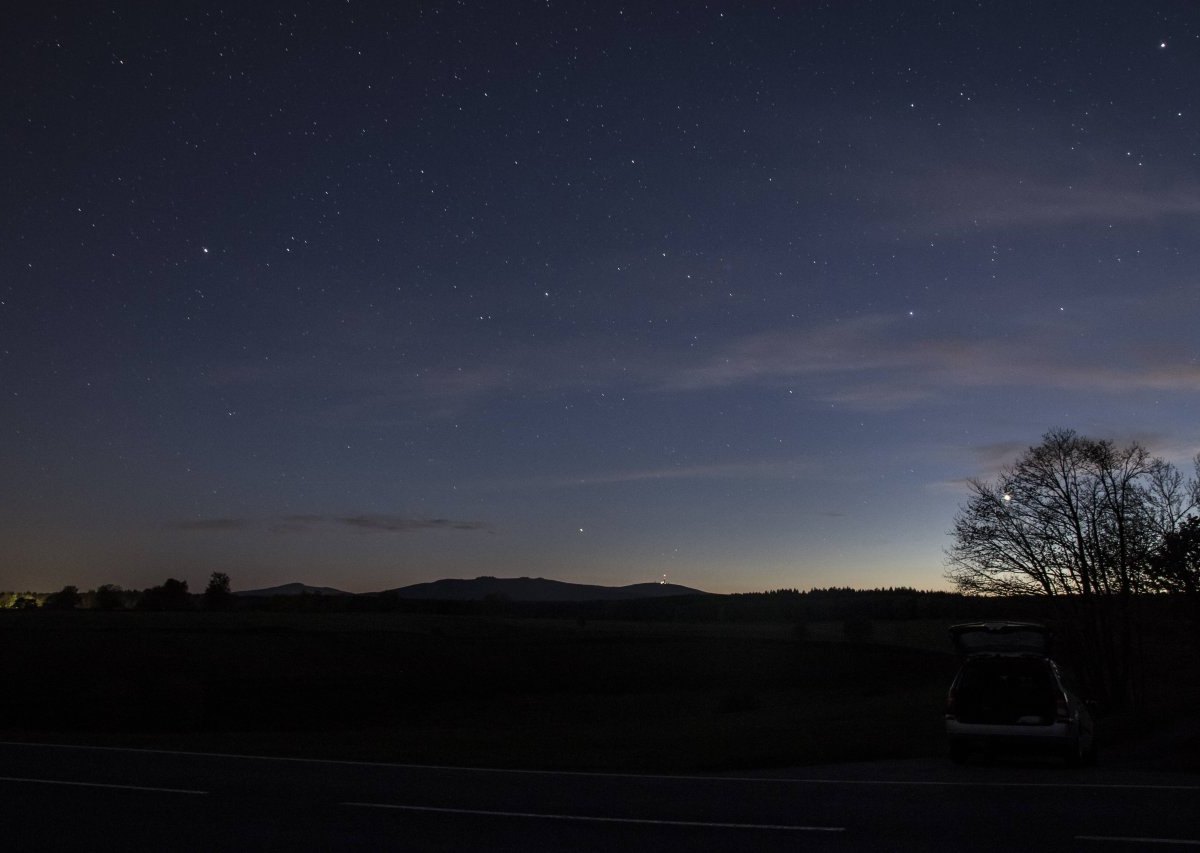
<box><xmin>3</xmin><ymin>741</ymin><xmax>1198</xmax><ymax>851</ymax></box>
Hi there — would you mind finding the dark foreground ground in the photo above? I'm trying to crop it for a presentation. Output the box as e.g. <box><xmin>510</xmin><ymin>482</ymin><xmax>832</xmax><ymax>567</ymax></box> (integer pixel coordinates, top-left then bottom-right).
<box><xmin>1</xmin><ymin>611</ymin><xmax>1197</xmax><ymax>773</ymax></box>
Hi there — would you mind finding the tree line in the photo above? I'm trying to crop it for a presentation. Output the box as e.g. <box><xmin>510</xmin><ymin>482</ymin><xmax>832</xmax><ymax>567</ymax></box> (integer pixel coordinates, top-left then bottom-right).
<box><xmin>1</xmin><ymin>572</ymin><xmax>235</xmax><ymax>612</ymax></box>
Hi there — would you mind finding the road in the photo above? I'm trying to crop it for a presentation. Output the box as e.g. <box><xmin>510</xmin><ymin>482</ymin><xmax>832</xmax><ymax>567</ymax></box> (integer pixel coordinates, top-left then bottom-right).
<box><xmin>3</xmin><ymin>741</ymin><xmax>1198</xmax><ymax>851</ymax></box>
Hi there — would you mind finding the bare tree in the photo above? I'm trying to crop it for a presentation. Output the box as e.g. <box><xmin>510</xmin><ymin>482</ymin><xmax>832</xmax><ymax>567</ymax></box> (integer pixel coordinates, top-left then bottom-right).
<box><xmin>946</xmin><ymin>428</ymin><xmax>1196</xmax><ymax>707</ymax></box>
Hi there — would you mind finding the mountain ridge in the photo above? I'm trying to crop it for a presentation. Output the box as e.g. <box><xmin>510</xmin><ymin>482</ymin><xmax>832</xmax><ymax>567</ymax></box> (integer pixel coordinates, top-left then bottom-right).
<box><xmin>234</xmin><ymin>577</ymin><xmax>710</xmax><ymax>601</ymax></box>
<box><xmin>235</xmin><ymin>582</ymin><xmax>352</xmax><ymax>597</ymax></box>
<box><xmin>386</xmin><ymin>576</ymin><xmax>709</xmax><ymax>602</ymax></box>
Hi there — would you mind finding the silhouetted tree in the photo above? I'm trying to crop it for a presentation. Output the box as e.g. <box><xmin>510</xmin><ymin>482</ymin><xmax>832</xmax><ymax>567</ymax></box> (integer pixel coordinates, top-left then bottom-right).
<box><xmin>203</xmin><ymin>572</ymin><xmax>234</xmax><ymax>611</ymax></box>
<box><xmin>1149</xmin><ymin>515</ymin><xmax>1200</xmax><ymax>624</ymax></box>
<box><xmin>44</xmin><ymin>585</ymin><xmax>82</xmax><ymax>610</ymax></box>
<box><xmin>137</xmin><ymin>578</ymin><xmax>193</xmax><ymax>611</ymax></box>
<box><xmin>93</xmin><ymin>584</ymin><xmax>125</xmax><ymax>611</ymax></box>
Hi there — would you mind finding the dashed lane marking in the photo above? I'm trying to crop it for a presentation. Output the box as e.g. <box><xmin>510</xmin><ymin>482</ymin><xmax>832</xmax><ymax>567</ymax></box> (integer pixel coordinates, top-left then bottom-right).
<box><xmin>0</xmin><ymin>775</ymin><xmax>207</xmax><ymax>795</ymax></box>
<box><xmin>342</xmin><ymin>801</ymin><xmax>844</xmax><ymax>832</ymax></box>
<box><xmin>1077</xmin><ymin>836</ymin><xmax>1200</xmax><ymax>846</ymax></box>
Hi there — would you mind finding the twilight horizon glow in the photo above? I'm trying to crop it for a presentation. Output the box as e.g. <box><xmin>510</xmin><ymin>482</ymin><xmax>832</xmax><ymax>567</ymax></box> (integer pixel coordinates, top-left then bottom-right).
<box><xmin>2</xmin><ymin>2</ymin><xmax>1198</xmax><ymax>595</ymax></box>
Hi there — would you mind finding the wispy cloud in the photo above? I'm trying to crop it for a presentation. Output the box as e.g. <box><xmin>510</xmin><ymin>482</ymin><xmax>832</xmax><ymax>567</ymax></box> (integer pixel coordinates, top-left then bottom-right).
<box><xmin>172</xmin><ymin>514</ymin><xmax>491</xmax><ymax>534</ymax></box>
<box><xmin>531</xmin><ymin>459</ymin><xmax>817</xmax><ymax>488</ymax></box>
<box><xmin>199</xmin><ymin>279</ymin><xmax>1200</xmax><ymax>426</ymax></box>
<box><xmin>281</xmin><ymin>514</ymin><xmax>325</xmax><ymax>525</ymax></box>
<box><xmin>971</xmin><ymin>440</ymin><xmax>1033</xmax><ymax>473</ymax></box>
<box><xmin>830</xmin><ymin>115</ymin><xmax>1200</xmax><ymax>234</ymax></box>
<box><xmin>660</xmin><ymin>317</ymin><xmax>906</xmax><ymax>392</ymax></box>
<box><xmin>270</xmin><ymin>515</ymin><xmax>326</xmax><ymax>533</ymax></box>
<box><xmin>655</xmin><ymin>313</ymin><xmax>1200</xmax><ymax>411</ymax></box>
<box><xmin>955</xmin><ymin>182</ymin><xmax>1200</xmax><ymax>229</ymax></box>
<box><xmin>169</xmin><ymin>518</ymin><xmax>250</xmax><ymax>531</ymax></box>
<box><xmin>873</xmin><ymin>161</ymin><xmax>1200</xmax><ymax>234</ymax></box>
<box><xmin>335</xmin><ymin>515</ymin><xmax>489</xmax><ymax>532</ymax></box>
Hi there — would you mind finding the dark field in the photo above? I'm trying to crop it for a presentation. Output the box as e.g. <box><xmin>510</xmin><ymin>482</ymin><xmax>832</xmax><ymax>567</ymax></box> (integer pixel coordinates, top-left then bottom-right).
<box><xmin>2</xmin><ymin>610</ymin><xmax>1196</xmax><ymax>772</ymax></box>
<box><xmin>0</xmin><ymin>611</ymin><xmax>964</xmax><ymax>771</ymax></box>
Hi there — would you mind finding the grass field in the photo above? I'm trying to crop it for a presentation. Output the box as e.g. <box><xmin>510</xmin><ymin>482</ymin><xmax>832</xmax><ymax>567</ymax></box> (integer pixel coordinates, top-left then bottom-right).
<box><xmin>2</xmin><ymin>609</ymin><xmax>1196</xmax><ymax>772</ymax></box>
<box><xmin>0</xmin><ymin>610</ymin><xmax>963</xmax><ymax>771</ymax></box>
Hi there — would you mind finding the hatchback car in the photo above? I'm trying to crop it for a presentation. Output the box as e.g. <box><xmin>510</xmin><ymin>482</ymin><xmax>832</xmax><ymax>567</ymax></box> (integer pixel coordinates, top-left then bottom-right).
<box><xmin>945</xmin><ymin>621</ymin><xmax>1095</xmax><ymax>766</ymax></box>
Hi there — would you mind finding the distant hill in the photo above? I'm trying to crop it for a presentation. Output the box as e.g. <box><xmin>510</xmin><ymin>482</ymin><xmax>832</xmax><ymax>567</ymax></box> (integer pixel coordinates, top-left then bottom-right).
<box><xmin>386</xmin><ymin>576</ymin><xmax>709</xmax><ymax>602</ymax></box>
<box><xmin>235</xmin><ymin>582</ymin><xmax>351</xmax><ymax>597</ymax></box>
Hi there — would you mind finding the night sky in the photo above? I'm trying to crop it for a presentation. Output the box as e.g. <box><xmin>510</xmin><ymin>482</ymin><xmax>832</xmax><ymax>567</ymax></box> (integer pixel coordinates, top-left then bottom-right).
<box><xmin>4</xmin><ymin>2</ymin><xmax>1199</xmax><ymax>595</ymax></box>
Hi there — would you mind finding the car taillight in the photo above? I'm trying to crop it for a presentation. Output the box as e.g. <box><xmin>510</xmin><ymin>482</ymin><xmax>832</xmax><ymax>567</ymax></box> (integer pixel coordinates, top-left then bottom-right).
<box><xmin>1055</xmin><ymin>693</ymin><xmax>1070</xmax><ymax>722</ymax></box>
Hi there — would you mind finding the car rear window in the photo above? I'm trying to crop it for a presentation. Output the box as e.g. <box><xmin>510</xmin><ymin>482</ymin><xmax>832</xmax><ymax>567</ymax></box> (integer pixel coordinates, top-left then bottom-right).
<box><xmin>959</xmin><ymin>656</ymin><xmax>1056</xmax><ymax>698</ymax></box>
<box><xmin>955</xmin><ymin>629</ymin><xmax>1047</xmax><ymax>654</ymax></box>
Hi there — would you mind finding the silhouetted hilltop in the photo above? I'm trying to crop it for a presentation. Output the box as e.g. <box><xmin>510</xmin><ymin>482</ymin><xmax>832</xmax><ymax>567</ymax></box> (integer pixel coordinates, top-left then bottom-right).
<box><xmin>236</xmin><ymin>582</ymin><xmax>351</xmax><ymax>597</ymax></box>
<box><xmin>387</xmin><ymin>576</ymin><xmax>709</xmax><ymax>602</ymax></box>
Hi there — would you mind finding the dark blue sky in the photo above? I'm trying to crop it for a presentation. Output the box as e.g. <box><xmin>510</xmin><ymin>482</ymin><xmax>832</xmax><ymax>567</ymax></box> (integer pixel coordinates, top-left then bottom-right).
<box><xmin>3</xmin><ymin>1</ymin><xmax>1198</xmax><ymax>594</ymax></box>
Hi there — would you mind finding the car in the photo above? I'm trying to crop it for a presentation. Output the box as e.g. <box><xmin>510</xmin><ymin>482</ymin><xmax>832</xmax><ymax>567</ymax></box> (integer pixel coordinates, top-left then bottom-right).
<box><xmin>944</xmin><ymin>621</ymin><xmax>1095</xmax><ymax>766</ymax></box>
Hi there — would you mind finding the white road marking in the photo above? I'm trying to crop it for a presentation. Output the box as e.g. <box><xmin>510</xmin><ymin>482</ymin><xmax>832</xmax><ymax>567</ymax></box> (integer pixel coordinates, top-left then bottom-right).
<box><xmin>0</xmin><ymin>775</ymin><xmax>207</xmax><ymax>795</ymax></box>
<box><xmin>775</xmin><ymin>777</ymin><xmax>1200</xmax><ymax>791</ymax></box>
<box><xmin>3</xmin><ymin>741</ymin><xmax>1198</xmax><ymax>791</ymax></box>
<box><xmin>1077</xmin><ymin>836</ymin><xmax>1200</xmax><ymax>846</ymax></box>
<box><xmin>342</xmin><ymin>801</ymin><xmax>844</xmax><ymax>832</ymax></box>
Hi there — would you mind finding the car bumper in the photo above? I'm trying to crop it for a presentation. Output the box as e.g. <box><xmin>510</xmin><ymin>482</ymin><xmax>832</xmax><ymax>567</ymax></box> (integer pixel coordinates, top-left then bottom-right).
<box><xmin>946</xmin><ymin>718</ymin><xmax>1090</xmax><ymax>757</ymax></box>
<box><xmin>946</xmin><ymin>719</ymin><xmax>1075</xmax><ymax>740</ymax></box>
